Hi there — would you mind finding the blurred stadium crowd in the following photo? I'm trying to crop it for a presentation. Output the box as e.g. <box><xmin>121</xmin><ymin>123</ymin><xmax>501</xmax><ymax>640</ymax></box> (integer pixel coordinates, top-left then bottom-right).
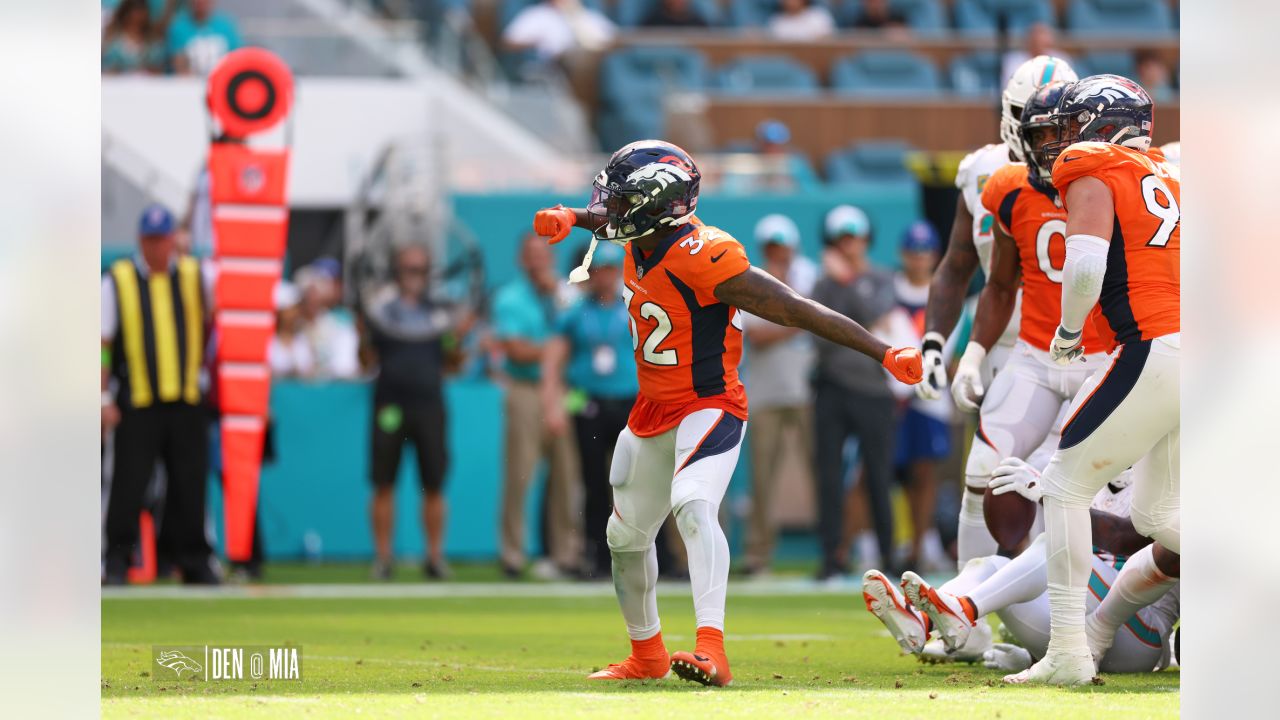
<box><xmin>99</xmin><ymin>0</ymin><xmax>1179</xmax><ymax>585</ymax></box>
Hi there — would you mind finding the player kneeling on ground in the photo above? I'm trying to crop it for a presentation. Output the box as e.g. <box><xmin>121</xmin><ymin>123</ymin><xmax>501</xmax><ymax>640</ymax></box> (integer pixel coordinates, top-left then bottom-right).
<box><xmin>532</xmin><ymin>141</ymin><xmax>923</xmax><ymax>686</ymax></box>
<box><xmin>861</xmin><ymin>457</ymin><xmax>1179</xmax><ymax>676</ymax></box>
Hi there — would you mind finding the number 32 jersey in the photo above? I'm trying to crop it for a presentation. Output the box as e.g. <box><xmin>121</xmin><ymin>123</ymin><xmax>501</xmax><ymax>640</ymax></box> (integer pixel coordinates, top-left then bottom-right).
<box><xmin>980</xmin><ymin>162</ymin><xmax>1107</xmax><ymax>354</ymax></box>
<box><xmin>1052</xmin><ymin>143</ymin><xmax>1180</xmax><ymax>351</ymax></box>
<box><xmin>622</xmin><ymin>220</ymin><xmax>750</xmax><ymax>437</ymax></box>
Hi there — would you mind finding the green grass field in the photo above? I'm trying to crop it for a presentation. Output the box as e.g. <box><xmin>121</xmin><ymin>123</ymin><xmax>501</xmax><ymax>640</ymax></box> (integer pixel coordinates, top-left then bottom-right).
<box><xmin>101</xmin><ymin>566</ymin><xmax>1178</xmax><ymax>719</ymax></box>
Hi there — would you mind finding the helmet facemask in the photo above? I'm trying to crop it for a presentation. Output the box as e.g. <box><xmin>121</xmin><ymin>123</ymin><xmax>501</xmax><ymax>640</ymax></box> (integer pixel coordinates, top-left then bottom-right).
<box><xmin>1021</xmin><ymin>116</ymin><xmax>1065</xmax><ymax>192</ymax></box>
<box><xmin>587</xmin><ymin>181</ymin><xmax>661</xmax><ymax>246</ymax></box>
<box><xmin>1000</xmin><ymin>98</ymin><xmax>1026</xmax><ymax>162</ymax></box>
<box><xmin>587</xmin><ymin>162</ymin><xmax>697</xmax><ymax>247</ymax></box>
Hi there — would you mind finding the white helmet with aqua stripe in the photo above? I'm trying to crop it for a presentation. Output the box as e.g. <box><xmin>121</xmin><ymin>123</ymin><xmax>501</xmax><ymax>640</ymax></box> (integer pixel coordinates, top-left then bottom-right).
<box><xmin>1001</xmin><ymin>55</ymin><xmax>1077</xmax><ymax>162</ymax></box>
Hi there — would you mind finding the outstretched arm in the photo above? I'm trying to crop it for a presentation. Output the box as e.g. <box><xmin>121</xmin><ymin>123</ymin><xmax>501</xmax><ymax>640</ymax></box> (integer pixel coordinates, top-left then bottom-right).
<box><xmin>713</xmin><ymin>267</ymin><xmax>921</xmax><ymax>384</ymax></box>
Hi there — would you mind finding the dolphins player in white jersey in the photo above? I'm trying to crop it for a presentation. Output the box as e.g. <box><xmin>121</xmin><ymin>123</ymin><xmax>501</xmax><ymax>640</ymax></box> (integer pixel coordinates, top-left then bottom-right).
<box><xmin>909</xmin><ymin>54</ymin><xmax>1077</xmax><ymax>660</ymax></box>
<box><xmin>862</xmin><ymin>458</ymin><xmax>1178</xmax><ymax>675</ymax></box>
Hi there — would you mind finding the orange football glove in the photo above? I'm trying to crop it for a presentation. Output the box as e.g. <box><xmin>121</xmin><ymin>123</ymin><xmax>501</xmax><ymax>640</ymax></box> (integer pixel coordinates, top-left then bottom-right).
<box><xmin>533</xmin><ymin>204</ymin><xmax>576</xmax><ymax>245</ymax></box>
<box><xmin>883</xmin><ymin>346</ymin><xmax>924</xmax><ymax>385</ymax></box>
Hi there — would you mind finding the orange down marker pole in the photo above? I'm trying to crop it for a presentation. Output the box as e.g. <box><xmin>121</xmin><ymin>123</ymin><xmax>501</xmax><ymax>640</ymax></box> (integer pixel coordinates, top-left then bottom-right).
<box><xmin>205</xmin><ymin>48</ymin><xmax>294</xmax><ymax>563</ymax></box>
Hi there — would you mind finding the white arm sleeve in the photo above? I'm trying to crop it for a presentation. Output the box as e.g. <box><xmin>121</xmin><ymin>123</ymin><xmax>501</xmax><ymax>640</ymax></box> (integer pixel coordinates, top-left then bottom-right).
<box><xmin>101</xmin><ymin>274</ymin><xmax>118</xmax><ymax>342</ymax></box>
<box><xmin>1059</xmin><ymin>234</ymin><xmax>1110</xmax><ymax>333</ymax></box>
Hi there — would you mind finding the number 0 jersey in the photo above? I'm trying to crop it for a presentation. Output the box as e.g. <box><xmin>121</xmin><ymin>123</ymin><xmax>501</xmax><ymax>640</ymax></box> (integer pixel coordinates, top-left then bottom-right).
<box><xmin>1052</xmin><ymin>143</ymin><xmax>1180</xmax><ymax>350</ymax></box>
<box><xmin>980</xmin><ymin>162</ymin><xmax>1107</xmax><ymax>354</ymax></box>
<box><xmin>622</xmin><ymin>219</ymin><xmax>750</xmax><ymax>437</ymax></box>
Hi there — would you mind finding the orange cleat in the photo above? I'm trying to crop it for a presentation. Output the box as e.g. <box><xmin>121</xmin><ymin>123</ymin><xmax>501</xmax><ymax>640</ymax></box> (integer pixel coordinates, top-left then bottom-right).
<box><xmin>588</xmin><ymin>633</ymin><xmax>671</xmax><ymax>681</ymax></box>
<box><xmin>670</xmin><ymin>627</ymin><xmax>733</xmax><ymax>687</ymax></box>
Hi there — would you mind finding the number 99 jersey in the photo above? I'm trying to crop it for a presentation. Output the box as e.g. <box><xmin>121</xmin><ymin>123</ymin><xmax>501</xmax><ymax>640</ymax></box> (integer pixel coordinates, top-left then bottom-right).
<box><xmin>980</xmin><ymin>162</ymin><xmax>1108</xmax><ymax>355</ymax></box>
<box><xmin>1052</xmin><ymin>142</ymin><xmax>1181</xmax><ymax>350</ymax></box>
<box><xmin>622</xmin><ymin>220</ymin><xmax>751</xmax><ymax>438</ymax></box>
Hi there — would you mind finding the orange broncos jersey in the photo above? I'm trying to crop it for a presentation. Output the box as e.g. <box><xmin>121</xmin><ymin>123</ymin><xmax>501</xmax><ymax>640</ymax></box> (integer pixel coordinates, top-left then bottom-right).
<box><xmin>1052</xmin><ymin>143</ymin><xmax>1180</xmax><ymax>350</ymax></box>
<box><xmin>980</xmin><ymin>163</ymin><xmax>1107</xmax><ymax>353</ymax></box>
<box><xmin>622</xmin><ymin>220</ymin><xmax>750</xmax><ymax>437</ymax></box>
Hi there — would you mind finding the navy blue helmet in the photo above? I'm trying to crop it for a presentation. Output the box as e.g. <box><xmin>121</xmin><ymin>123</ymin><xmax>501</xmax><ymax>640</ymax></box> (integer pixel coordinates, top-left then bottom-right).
<box><xmin>1041</xmin><ymin>74</ymin><xmax>1155</xmax><ymax>163</ymax></box>
<box><xmin>588</xmin><ymin>140</ymin><xmax>700</xmax><ymax>245</ymax></box>
<box><xmin>1019</xmin><ymin>81</ymin><xmax>1076</xmax><ymax>195</ymax></box>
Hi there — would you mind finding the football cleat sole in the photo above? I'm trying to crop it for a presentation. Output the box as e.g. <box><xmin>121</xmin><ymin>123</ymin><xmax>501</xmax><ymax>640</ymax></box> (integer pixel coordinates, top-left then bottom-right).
<box><xmin>862</xmin><ymin>570</ymin><xmax>926</xmax><ymax>654</ymax></box>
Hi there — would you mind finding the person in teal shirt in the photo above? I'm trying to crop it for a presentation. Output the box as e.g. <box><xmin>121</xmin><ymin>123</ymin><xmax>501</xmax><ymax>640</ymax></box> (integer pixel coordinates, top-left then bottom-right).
<box><xmin>167</xmin><ymin>0</ymin><xmax>243</xmax><ymax>75</ymax></box>
<box><xmin>540</xmin><ymin>242</ymin><xmax>640</xmax><ymax>578</ymax></box>
<box><xmin>102</xmin><ymin>0</ymin><xmax>167</xmax><ymax>74</ymax></box>
<box><xmin>492</xmin><ymin>234</ymin><xmax>581</xmax><ymax>579</ymax></box>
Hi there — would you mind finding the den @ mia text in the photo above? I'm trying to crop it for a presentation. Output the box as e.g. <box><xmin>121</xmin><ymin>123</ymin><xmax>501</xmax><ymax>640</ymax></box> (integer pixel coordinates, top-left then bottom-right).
<box><xmin>152</xmin><ymin>645</ymin><xmax>302</xmax><ymax>681</ymax></box>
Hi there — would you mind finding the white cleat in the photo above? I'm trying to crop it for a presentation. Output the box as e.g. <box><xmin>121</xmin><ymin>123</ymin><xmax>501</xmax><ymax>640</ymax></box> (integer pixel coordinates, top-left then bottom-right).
<box><xmin>1003</xmin><ymin>650</ymin><xmax>1097</xmax><ymax>686</ymax></box>
<box><xmin>862</xmin><ymin>570</ymin><xmax>927</xmax><ymax>654</ymax></box>
<box><xmin>900</xmin><ymin>571</ymin><xmax>976</xmax><ymax>653</ymax></box>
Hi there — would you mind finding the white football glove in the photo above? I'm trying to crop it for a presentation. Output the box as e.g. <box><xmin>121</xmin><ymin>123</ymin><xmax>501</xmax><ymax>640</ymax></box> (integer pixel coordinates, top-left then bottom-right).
<box><xmin>1049</xmin><ymin>324</ymin><xmax>1084</xmax><ymax>365</ymax></box>
<box><xmin>950</xmin><ymin>342</ymin><xmax>986</xmax><ymax>412</ymax></box>
<box><xmin>983</xmin><ymin>643</ymin><xmax>1033</xmax><ymax>672</ymax></box>
<box><xmin>914</xmin><ymin>332</ymin><xmax>948</xmax><ymax>401</ymax></box>
<box><xmin>989</xmin><ymin>456</ymin><xmax>1043</xmax><ymax>503</ymax></box>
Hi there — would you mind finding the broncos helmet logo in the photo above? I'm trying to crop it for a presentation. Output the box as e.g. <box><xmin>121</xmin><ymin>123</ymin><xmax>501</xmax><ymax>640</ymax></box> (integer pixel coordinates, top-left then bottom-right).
<box><xmin>626</xmin><ymin>162</ymin><xmax>693</xmax><ymax>198</ymax></box>
<box><xmin>156</xmin><ymin>650</ymin><xmax>204</xmax><ymax>678</ymax></box>
<box><xmin>1060</xmin><ymin>74</ymin><xmax>1154</xmax><ymax>151</ymax></box>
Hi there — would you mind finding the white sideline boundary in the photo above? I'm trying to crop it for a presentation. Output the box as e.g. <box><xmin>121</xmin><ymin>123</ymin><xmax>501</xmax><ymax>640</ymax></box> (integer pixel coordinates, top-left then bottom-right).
<box><xmin>103</xmin><ymin>578</ymin><xmax>861</xmax><ymax>601</ymax></box>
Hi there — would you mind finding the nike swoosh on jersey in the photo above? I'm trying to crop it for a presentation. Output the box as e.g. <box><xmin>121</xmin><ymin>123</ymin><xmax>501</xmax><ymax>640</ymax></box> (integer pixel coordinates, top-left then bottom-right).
<box><xmin>710</xmin><ymin>250</ymin><xmax>727</xmax><ymax>263</ymax></box>
<box><xmin>1063</xmin><ymin>156</ymin><xmax>1082</xmax><ymax>163</ymax></box>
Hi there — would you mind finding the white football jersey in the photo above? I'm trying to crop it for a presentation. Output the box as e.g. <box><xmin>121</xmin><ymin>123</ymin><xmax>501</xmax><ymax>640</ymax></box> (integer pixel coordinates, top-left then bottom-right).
<box><xmin>955</xmin><ymin>142</ymin><xmax>1020</xmax><ymax>348</ymax></box>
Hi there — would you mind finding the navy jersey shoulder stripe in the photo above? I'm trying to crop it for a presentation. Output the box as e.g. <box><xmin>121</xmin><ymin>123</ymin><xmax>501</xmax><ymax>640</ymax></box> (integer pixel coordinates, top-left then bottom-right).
<box><xmin>998</xmin><ymin>186</ymin><xmax>1022</xmax><ymax>233</ymax></box>
<box><xmin>633</xmin><ymin>224</ymin><xmax>694</xmax><ymax>276</ymax></box>
<box><xmin>665</xmin><ymin>268</ymin><xmax>730</xmax><ymax>398</ymax></box>
<box><xmin>1098</xmin><ymin>218</ymin><xmax>1140</xmax><ymax>344</ymax></box>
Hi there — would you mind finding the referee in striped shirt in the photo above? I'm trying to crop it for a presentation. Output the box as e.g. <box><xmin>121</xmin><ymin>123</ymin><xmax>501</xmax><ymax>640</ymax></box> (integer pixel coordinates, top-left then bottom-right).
<box><xmin>101</xmin><ymin>204</ymin><xmax>218</xmax><ymax>585</ymax></box>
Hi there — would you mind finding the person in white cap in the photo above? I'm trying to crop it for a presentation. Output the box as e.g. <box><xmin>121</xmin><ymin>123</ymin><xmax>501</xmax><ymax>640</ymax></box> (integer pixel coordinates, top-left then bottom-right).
<box><xmin>811</xmin><ymin>204</ymin><xmax>900</xmax><ymax>579</ymax></box>
<box><xmin>741</xmin><ymin>214</ymin><xmax>818</xmax><ymax>576</ymax></box>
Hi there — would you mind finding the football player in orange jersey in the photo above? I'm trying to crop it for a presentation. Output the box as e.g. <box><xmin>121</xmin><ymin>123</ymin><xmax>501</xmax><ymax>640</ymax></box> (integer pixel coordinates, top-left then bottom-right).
<box><xmin>948</xmin><ymin>82</ymin><xmax>1118</xmax><ymax>560</ymax></box>
<box><xmin>1002</xmin><ymin>75</ymin><xmax>1181</xmax><ymax>686</ymax></box>
<box><xmin>915</xmin><ymin>56</ymin><xmax>1078</xmax><ymax>576</ymax></box>
<box><xmin>532</xmin><ymin>141</ymin><xmax>922</xmax><ymax>686</ymax></box>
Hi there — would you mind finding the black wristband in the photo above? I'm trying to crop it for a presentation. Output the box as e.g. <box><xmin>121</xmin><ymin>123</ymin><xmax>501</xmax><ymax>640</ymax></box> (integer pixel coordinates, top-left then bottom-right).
<box><xmin>1057</xmin><ymin>326</ymin><xmax>1082</xmax><ymax>340</ymax></box>
<box><xmin>922</xmin><ymin>337</ymin><xmax>944</xmax><ymax>354</ymax></box>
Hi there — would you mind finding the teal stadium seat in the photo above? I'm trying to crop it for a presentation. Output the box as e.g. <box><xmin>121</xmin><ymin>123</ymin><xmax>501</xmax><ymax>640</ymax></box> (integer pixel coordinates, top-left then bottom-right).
<box><xmin>953</xmin><ymin>0</ymin><xmax>1055</xmax><ymax>36</ymax></box>
<box><xmin>824</xmin><ymin>140</ymin><xmax>917</xmax><ymax>184</ymax></box>
<box><xmin>830</xmin><ymin>50</ymin><xmax>942</xmax><ymax>96</ymax></box>
<box><xmin>597</xmin><ymin>46</ymin><xmax>709</xmax><ymax>150</ymax></box>
<box><xmin>949</xmin><ymin>51</ymin><xmax>1003</xmax><ymax>95</ymax></box>
<box><xmin>837</xmin><ymin>0</ymin><xmax>947</xmax><ymax>36</ymax></box>
<box><xmin>713</xmin><ymin>55</ymin><xmax>821</xmax><ymax>96</ymax></box>
<box><xmin>1077</xmin><ymin>50</ymin><xmax>1138</xmax><ymax>79</ymax></box>
<box><xmin>1065</xmin><ymin>0</ymin><xmax>1174</xmax><ymax>36</ymax></box>
<box><xmin>613</xmin><ymin>0</ymin><xmax>723</xmax><ymax>26</ymax></box>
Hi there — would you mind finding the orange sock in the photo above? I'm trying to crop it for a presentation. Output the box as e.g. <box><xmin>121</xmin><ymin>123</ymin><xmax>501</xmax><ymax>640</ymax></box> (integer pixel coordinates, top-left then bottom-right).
<box><xmin>959</xmin><ymin>596</ymin><xmax>979</xmax><ymax>624</ymax></box>
<box><xmin>695</xmin><ymin>627</ymin><xmax>726</xmax><ymax>660</ymax></box>
<box><xmin>631</xmin><ymin>632</ymin><xmax>669</xmax><ymax>663</ymax></box>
